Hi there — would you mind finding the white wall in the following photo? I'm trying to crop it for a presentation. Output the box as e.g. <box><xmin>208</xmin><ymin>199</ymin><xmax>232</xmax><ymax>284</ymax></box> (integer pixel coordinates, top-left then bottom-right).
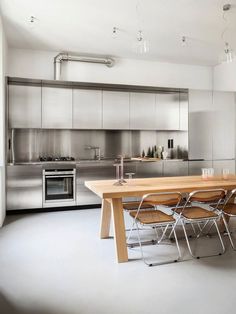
<box><xmin>0</xmin><ymin>15</ymin><xmax>8</xmax><ymax>226</ymax></box>
<box><xmin>213</xmin><ymin>61</ymin><xmax>236</xmax><ymax>91</ymax></box>
<box><xmin>8</xmin><ymin>48</ymin><xmax>213</xmax><ymax>90</ymax></box>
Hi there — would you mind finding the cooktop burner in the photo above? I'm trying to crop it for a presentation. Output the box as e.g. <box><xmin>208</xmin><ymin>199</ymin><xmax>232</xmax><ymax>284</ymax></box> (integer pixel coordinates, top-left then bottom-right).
<box><xmin>39</xmin><ymin>156</ymin><xmax>75</xmax><ymax>162</ymax></box>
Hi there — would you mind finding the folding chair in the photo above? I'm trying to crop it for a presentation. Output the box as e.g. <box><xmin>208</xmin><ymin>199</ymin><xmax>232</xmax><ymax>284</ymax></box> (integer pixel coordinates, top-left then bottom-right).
<box><xmin>127</xmin><ymin>192</ymin><xmax>183</xmax><ymax>266</ymax></box>
<box><xmin>174</xmin><ymin>189</ymin><xmax>226</xmax><ymax>259</ymax></box>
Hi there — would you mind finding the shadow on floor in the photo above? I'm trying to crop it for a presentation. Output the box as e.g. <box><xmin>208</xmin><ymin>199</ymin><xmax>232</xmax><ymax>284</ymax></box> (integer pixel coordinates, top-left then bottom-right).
<box><xmin>3</xmin><ymin>214</ymin><xmax>29</xmax><ymax>227</ymax></box>
<box><xmin>0</xmin><ymin>292</ymin><xmax>70</xmax><ymax>314</ymax></box>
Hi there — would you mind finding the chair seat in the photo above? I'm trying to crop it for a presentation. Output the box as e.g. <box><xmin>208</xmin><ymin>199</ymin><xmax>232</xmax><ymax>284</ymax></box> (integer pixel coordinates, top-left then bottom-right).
<box><xmin>176</xmin><ymin>206</ymin><xmax>218</xmax><ymax>220</ymax></box>
<box><xmin>130</xmin><ymin>209</ymin><xmax>175</xmax><ymax>224</ymax></box>
<box><xmin>223</xmin><ymin>203</ymin><xmax>236</xmax><ymax>216</ymax></box>
<box><xmin>123</xmin><ymin>201</ymin><xmax>154</xmax><ymax>211</ymax></box>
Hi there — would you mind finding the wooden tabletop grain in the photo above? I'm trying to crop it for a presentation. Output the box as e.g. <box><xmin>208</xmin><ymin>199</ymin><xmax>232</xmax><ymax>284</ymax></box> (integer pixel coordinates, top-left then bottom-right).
<box><xmin>85</xmin><ymin>175</ymin><xmax>236</xmax><ymax>199</ymax></box>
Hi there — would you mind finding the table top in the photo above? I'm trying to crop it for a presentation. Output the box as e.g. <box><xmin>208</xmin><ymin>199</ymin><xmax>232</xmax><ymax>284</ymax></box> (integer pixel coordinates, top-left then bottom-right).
<box><xmin>85</xmin><ymin>175</ymin><xmax>236</xmax><ymax>199</ymax></box>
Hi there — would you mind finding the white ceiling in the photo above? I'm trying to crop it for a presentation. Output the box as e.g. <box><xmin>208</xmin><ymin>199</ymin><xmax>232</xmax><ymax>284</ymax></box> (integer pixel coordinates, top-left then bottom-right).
<box><xmin>1</xmin><ymin>0</ymin><xmax>236</xmax><ymax>66</ymax></box>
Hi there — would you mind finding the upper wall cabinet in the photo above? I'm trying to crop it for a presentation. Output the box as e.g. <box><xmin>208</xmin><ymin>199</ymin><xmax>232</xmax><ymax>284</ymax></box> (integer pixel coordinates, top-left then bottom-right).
<box><xmin>73</xmin><ymin>89</ymin><xmax>102</xmax><ymax>129</ymax></box>
<box><xmin>9</xmin><ymin>84</ymin><xmax>42</xmax><ymax>128</ymax></box>
<box><xmin>130</xmin><ymin>92</ymin><xmax>156</xmax><ymax>129</ymax></box>
<box><xmin>188</xmin><ymin>90</ymin><xmax>213</xmax><ymax>160</ymax></box>
<box><xmin>156</xmin><ymin>93</ymin><xmax>180</xmax><ymax>130</ymax></box>
<box><xmin>103</xmin><ymin>91</ymin><xmax>130</xmax><ymax>129</ymax></box>
<box><xmin>42</xmin><ymin>86</ymin><xmax>73</xmax><ymax>129</ymax></box>
<box><xmin>212</xmin><ymin>91</ymin><xmax>235</xmax><ymax>160</ymax></box>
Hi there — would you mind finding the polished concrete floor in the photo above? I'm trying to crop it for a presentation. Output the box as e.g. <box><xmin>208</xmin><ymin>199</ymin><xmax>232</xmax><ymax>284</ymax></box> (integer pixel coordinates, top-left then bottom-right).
<box><xmin>0</xmin><ymin>208</ymin><xmax>236</xmax><ymax>314</ymax></box>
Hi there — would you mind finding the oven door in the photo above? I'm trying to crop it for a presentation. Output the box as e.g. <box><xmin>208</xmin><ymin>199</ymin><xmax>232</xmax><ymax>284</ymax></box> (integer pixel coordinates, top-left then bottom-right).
<box><xmin>43</xmin><ymin>174</ymin><xmax>76</xmax><ymax>207</ymax></box>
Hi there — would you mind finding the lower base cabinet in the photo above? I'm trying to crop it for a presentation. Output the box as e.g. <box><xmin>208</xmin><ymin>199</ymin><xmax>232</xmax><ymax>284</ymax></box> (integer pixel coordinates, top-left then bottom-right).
<box><xmin>7</xmin><ymin>159</ymin><xmax>236</xmax><ymax>209</ymax></box>
<box><xmin>136</xmin><ymin>162</ymin><xmax>163</xmax><ymax>178</ymax></box>
<box><xmin>7</xmin><ymin>166</ymin><xmax>43</xmax><ymax>210</ymax></box>
<box><xmin>163</xmin><ymin>161</ymin><xmax>188</xmax><ymax>177</ymax></box>
<box><xmin>212</xmin><ymin>160</ymin><xmax>235</xmax><ymax>175</ymax></box>
<box><xmin>188</xmin><ymin>161</ymin><xmax>212</xmax><ymax>176</ymax></box>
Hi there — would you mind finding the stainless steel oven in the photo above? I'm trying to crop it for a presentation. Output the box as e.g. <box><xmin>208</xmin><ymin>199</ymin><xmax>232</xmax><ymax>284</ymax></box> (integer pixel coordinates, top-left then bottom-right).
<box><xmin>43</xmin><ymin>167</ymin><xmax>76</xmax><ymax>207</ymax></box>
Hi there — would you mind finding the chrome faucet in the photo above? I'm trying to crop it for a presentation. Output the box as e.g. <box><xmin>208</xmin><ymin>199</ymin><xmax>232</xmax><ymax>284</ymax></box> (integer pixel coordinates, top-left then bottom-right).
<box><xmin>85</xmin><ymin>146</ymin><xmax>102</xmax><ymax>160</ymax></box>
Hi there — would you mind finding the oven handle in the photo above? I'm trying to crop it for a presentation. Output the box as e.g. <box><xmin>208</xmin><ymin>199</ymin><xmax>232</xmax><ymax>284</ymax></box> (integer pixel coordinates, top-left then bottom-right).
<box><xmin>45</xmin><ymin>175</ymin><xmax>75</xmax><ymax>178</ymax></box>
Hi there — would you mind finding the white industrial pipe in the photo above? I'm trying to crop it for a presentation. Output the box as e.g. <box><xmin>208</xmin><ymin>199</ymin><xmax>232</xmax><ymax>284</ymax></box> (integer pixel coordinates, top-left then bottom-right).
<box><xmin>54</xmin><ymin>53</ymin><xmax>114</xmax><ymax>80</ymax></box>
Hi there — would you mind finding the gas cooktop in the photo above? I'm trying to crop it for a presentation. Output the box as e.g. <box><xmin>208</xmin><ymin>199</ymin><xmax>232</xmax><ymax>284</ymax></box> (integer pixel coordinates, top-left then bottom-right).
<box><xmin>39</xmin><ymin>156</ymin><xmax>75</xmax><ymax>162</ymax></box>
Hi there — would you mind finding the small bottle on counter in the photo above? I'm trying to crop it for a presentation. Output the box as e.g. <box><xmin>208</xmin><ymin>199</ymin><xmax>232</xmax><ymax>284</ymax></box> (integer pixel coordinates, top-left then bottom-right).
<box><xmin>151</xmin><ymin>147</ymin><xmax>154</xmax><ymax>158</ymax></box>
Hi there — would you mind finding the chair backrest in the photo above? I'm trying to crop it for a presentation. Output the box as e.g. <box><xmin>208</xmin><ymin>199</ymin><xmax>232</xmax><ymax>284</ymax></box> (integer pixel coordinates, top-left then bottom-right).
<box><xmin>188</xmin><ymin>189</ymin><xmax>226</xmax><ymax>204</ymax></box>
<box><xmin>142</xmin><ymin>192</ymin><xmax>183</xmax><ymax>207</ymax></box>
<box><xmin>223</xmin><ymin>188</ymin><xmax>236</xmax><ymax>207</ymax></box>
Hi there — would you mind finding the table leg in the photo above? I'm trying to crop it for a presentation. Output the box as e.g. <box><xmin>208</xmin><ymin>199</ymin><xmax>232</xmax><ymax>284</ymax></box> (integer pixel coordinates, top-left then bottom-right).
<box><xmin>111</xmin><ymin>198</ymin><xmax>128</xmax><ymax>263</ymax></box>
<box><xmin>100</xmin><ymin>199</ymin><xmax>112</xmax><ymax>239</ymax></box>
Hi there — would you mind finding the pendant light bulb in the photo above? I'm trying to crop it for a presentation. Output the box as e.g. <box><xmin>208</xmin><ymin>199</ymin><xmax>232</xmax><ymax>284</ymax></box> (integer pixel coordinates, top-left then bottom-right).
<box><xmin>224</xmin><ymin>42</ymin><xmax>234</xmax><ymax>63</ymax></box>
<box><xmin>135</xmin><ymin>30</ymin><xmax>149</xmax><ymax>54</ymax></box>
<box><xmin>137</xmin><ymin>30</ymin><xmax>143</xmax><ymax>42</ymax></box>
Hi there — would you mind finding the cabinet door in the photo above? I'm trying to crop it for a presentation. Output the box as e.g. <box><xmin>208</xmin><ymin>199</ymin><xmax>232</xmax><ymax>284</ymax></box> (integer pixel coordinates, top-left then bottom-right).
<box><xmin>179</xmin><ymin>92</ymin><xmax>188</xmax><ymax>131</ymax></box>
<box><xmin>189</xmin><ymin>90</ymin><xmax>213</xmax><ymax>160</ymax></box>
<box><xmin>213</xmin><ymin>160</ymin><xmax>235</xmax><ymax>175</ymax></box>
<box><xmin>212</xmin><ymin>92</ymin><xmax>235</xmax><ymax>160</ymax></box>
<box><xmin>136</xmin><ymin>162</ymin><xmax>163</xmax><ymax>178</ymax></box>
<box><xmin>188</xmin><ymin>161</ymin><xmax>212</xmax><ymax>175</ymax></box>
<box><xmin>130</xmin><ymin>93</ymin><xmax>156</xmax><ymax>129</ymax></box>
<box><xmin>42</xmin><ymin>87</ymin><xmax>72</xmax><ymax>129</ymax></box>
<box><xmin>73</xmin><ymin>89</ymin><xmax>102</xmax><ymax>129</ymax></box>
<box><xmin>103</xmin><ymin>91</ymin><xmax>129</xmax><ymax>129</ymax></box>
<box><xmin>76</xmin><ymin>163</ymin><xmax>114</xmax><ymax>205</ymax></box>
<box><xmin>156</xmin><ymin>93</ymin><xmax>180</xmax><ymax>130</ymax></box>
<box><xmin>7</xmin><ymin>165</ymin><xmax>43</xmax><ymax>210</ymax></box>
<box><xmin>9</xmin><ymin>85</ymin><xmax>42</xmax><ymax>128</ymax></box>
<box><xmin>163</xmin><ymin>161</ymin><xmax>188</xmax><ymax>177</ymax></box>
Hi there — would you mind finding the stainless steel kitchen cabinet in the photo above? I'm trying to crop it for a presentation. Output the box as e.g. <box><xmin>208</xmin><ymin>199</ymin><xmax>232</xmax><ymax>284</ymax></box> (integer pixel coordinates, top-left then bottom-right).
<box><xmin>212</xmin><ymin>160</ymin><xmax>235</xmax><ymax>175</ymax></box>
<box><xmin>188</xmin><ymin>90</ymin><xmax>213</xmax><ymax>160</ymax></box>
<box><xmin>163</xmin><ymin>160</ymin><xmax>188</xmax><ymax>176</ymax></box>
<box><xmin>76</xmin><ymin>161</ymin><xmax>137</xmax><ymax>205</ymax></box>
<box><xmin>136</xmin><ymin>161</ymin><xmax>163</xmax><ymax>178</ymax></box>
<box><xmin>156</xmin><ymin>93</ymin><xmax>180</xmax><ymax>130</ymax></box>
<box><xmin>130</xmin><ymin>92</ymin><xmax>156</xmax><ymax>129</ymax></box>
<box><xmin>73</xmin><ymin>89</ymin><xmax>102</xmax><ymax>129</ymax></box>
<box><xmin>7</xmin><ymin>165</ymin><xmax>43</xmax><ymax>210</ymax></box>
<box><xmin>9</xmin><ymin>84</ymin><xmax>42</xmax><ymax>128</ymax></box>
<box><xmin>179</xmin><ymin>92</ymin><xmax>188</xmax><ymax>131</ymax></box>
<box><xmin>76</xmin><ymin>162</ymin><xmax>115</xmax><ymax>205</ymax></box>
<box><xmin>42</xmin><ymin>86</ymin><xmax>72</xmax><ymax>129</ymax></box>
<box><xmin>103</xmin><ymin>91</ymin><xmax>130</xmax><ymax>129</ymax></box>
<box><xmin>212</xmin><ymin>92</ymin><xmax>235</xmax><ymax>160</ymax></box>
<box><xmin>188</xmin><ymin>160</ymin><xmax>212</xmax><ymax>175</ymax></box>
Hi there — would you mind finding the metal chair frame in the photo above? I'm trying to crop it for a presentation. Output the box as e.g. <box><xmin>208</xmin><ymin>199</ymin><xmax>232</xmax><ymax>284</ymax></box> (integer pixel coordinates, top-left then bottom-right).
<box><xmin>220</xmin><ymin>188</ymin><xmax>236</xmax><ymax>250</ymax></box>
<box><xmin>127</xmin><ymin>192</ymin><xmax>183</xmax><ymax>266</ymax></box>
<box><xmin>173</xmin><ymin>189</ymin><xmax>226</xmax><ymax>259</ymax></box>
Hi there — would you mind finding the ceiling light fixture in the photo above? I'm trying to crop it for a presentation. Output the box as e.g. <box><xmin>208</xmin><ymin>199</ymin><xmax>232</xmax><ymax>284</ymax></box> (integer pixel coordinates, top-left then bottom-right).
<box><xmin>134</xmin><ymin>1</ymin><xmax>149</xmax><ymax>54</ymax></box>
<box><xmin>221</xmin><ymin>4</ymin><xmax>235</xmax><ymax>63</ymax></box>
<box><xmin>181</xmin><ymin>36</ymin><xmax>187</xmax><ymax>47</ymax></box>
<box><xmin>135</xmin><ymin>30</ymin><xmax>149</xmax><ymax>54</ymax></box>
<box><xmin>112</xmin><ymin>27</ymin><xmax>118</xmax><ymax>39</ymax></box>
<box><xmin>224</xmin><ymin>42</ymin><xmax>234</xmax><ymax>63</ymax></box>
<box><xmin>28</xmin><ymin>15</ymin><xmax>38</xmax><ymax>29</ymax></box>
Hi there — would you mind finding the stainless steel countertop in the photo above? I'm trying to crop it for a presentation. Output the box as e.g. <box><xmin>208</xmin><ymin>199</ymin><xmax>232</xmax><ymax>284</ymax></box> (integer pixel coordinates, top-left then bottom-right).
<box><xmin>7</xmin><ymin>158</ymin><xmax>187</xmax><ymax>166</ymax></box>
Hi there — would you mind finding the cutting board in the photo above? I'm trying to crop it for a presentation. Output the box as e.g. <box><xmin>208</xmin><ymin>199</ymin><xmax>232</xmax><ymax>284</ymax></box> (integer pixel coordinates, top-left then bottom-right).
<box><xmin>131</xmin><ymin>157</ymin><xmax>162</xmax><ymax>162</ymax></box>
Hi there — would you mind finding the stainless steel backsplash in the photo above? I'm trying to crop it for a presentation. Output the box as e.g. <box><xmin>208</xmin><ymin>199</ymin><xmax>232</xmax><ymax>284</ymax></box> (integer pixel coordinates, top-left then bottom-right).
<box><xmin>8</xmin><ymin>129</ymin><xmax>188</xmax><ymax>162</ymax></box>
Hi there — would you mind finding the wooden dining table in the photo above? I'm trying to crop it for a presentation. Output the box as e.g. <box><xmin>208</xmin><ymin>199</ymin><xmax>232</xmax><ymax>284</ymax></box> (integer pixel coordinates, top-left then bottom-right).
<box><xmin>85</xmin><ymin>175</ymin><xmax>236</xmax><ymax>263</ymax></box>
